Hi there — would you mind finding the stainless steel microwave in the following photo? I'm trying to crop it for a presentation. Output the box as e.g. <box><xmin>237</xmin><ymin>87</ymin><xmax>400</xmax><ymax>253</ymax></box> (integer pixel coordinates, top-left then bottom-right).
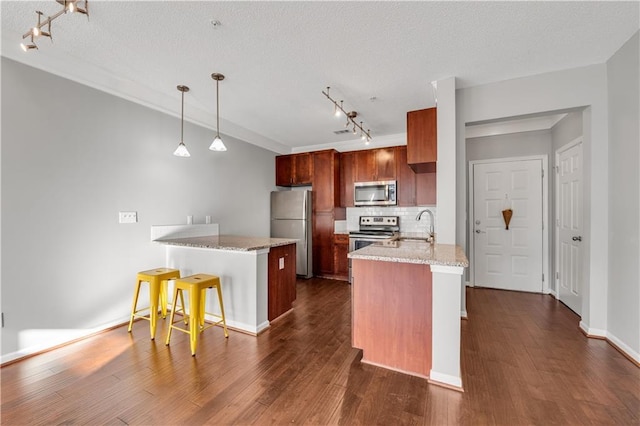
<box><xmin>354</xmin><ymin>180</ymin><xmax>397</xmax><ymax>206</ymax></box>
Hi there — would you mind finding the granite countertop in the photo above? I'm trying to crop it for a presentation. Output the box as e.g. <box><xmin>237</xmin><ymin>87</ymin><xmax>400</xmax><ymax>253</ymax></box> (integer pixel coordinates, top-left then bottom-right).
<box><xmin>154</xmin><ymin>235</ymin><xmax>298</xmax><ymax>252</ymax></box>
<box><xmin>348</xmin><ymin>238</ymin><xmax>469</xmax><ymax>267</ymax></box>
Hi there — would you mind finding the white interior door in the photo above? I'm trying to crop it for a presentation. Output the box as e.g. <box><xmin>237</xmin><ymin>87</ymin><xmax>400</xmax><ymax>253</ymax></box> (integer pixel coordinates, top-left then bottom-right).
<box><xmin>473</xmin><ymin>159</ymin><xmax>543</xmax><ymax>292</ymax></box>
<box><xmin>556</xmin><ymin>141</ymin><xmax>583</xmax><ymax>315</ymax></box>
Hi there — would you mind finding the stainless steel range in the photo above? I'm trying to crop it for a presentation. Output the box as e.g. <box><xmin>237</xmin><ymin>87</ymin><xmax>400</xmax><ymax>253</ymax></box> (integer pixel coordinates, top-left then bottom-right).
<box><xmin>348</xmin><ymin>216</ymin><xmax>399</xmax><ymax>282</ymax></box>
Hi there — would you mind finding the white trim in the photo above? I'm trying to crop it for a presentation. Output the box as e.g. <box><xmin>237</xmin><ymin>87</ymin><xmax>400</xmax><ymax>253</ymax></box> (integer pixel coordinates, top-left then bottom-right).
<box><xmin>430</xmin><ymin>264</ymin><xmax>464</xmax><ymax>275</ymax></box>
<box><xmin>468</xmin><ymin>155</ymin><xmax>549</xmax><ymax>293</ymax></box>
<box><xmin>460</xmin><ymin>310</ymin><xmax>468</xmax><ymax>319</ymax></box>
<box><xmin>429</xmin><ymin>370</ymin><xmax>463</xmax><ymax>389</ymax></box>
<box><xmin>554</xmin><ymin>137</ymin><xmax>584</xmax><ymax>311</ymax></box>
<box><xmin>290</xmin><ymin>132</ymin><xmax>407</xmax><ymax>154</ymax></box>
<box><xmin>579</xmin><ymin>321</ymin><xmax>606</xmax><ymax>337</ymax></box>
<box><xmin>607</xmin><ymin>332</ymin><xmax>640</xmax><ymax>364</ymax></box>
<box><xmin>1</xmin><ymin>316</ymin><xmax>129</xmax><ymax>365</ymax></box>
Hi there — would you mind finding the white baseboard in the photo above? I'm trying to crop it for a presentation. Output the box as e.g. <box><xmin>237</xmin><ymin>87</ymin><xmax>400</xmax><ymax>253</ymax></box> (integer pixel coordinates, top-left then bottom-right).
<box><xmin>429</xmin><ymin>370</ymin><xmax>463</xmax><ymax>391</ymax></box>
<box><xmin>579</xmin><ymin>321</ymin><xmax>607</xmax><ymax>337</ymax></box>
<box><xmin>1</xmin><ymin>315</ymin><xmax>130</xmax><ymax>365</ymax></box>
<box><xmin>606</xmin><ymin>331</ymin><xmax>640</xmax><ymax>364</ymax></box>
<box><xmin>465</xmin><ymin>280</ymin><xmax>473</xmax><ymax>288</ymax></box>
<box><xmin>460</xmin><ymin>310</ymin><xmax>468</xmax><ymax>319</ymax></box>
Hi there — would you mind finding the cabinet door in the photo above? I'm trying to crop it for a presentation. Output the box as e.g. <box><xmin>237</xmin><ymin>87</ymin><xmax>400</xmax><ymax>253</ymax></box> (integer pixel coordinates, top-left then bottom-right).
<box><xmin>313</xmin><ymin>150</ymin><xmax>340</xmax><ymax>212</ymax></box>
<box><xmin>293</xmin><ymin>153</ymin><xmax>313</xmax><ymax>185</ymax></box>
<box><xmin>375</xmin><ymin>148</ymin><xmax>396</xmax><ymax>180</ymax></box>
<box><xmin>407</xmin><ymin>108</ymin><xmax>437</xmax><ymax>172</ymax></box>
<box><xmin>275</xmin><ymin>155</ymin><xmax>293</xmax><ymax>186</ymax></box>
<box><xmin>354</xmin><ymin>150</ymin><xmax>376</xmax><ymax>182</ymax></box>
<box><xmin>395</xmin><ymin>146</ymin><xmax>416</xmax><ymax>206</ymax></box>
<box><xmin>340</xmin><ymin>152</ymin><xmax>355</xmax><ymax>207</ymax></box>
<box><xmin>334</xmin><ymin>235</ymin><xmax>349</xmax><ymax>279</ymax></box>
<box><xmin>416</xmin><ymin>172</ymin><xmax>437</xmax><ymax>206</ymax></box>
<box><xmin>313</xmin><ymin>212</ymin><xmax>335</xmax><ymax>276</ymax></box>
<box><xmin>268</xmin><ymin>243</ymin><xmax>296</xmax><ymax>321</ymax></box>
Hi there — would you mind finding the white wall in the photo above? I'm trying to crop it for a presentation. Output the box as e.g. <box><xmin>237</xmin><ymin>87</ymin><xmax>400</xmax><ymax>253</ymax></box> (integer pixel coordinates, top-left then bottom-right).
<box><xmin>606</xmin><ymin>32</ymin><xmax>640</xmax><ymax>357</ymax></box>
<box><xmin>1</xmin><ymin>58</ymin><xmax>278</xmax><ymax>361</ymax></box>
<box><xmin>456</xmin><ymin>63</ymin><xmax>610</xmax><ymax>336</ymax></box>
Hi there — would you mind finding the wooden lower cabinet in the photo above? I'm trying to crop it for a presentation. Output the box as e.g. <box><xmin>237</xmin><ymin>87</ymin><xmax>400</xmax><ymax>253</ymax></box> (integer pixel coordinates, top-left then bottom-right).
<box><xmin>351</xmin><ymin>259</ymin><xmax>432</xmax><ymax>378</ymax></box>
<box><xmin>312</xmin><ymin>212</ymin><xmax>335</xmax><ymax>277</ymax></box>
<box><xmin>267</xmin><ymin>243</ymin><xmax>296</xmax><ymax>321</ymax></box>
<box><xmin>333</xmin><ymin>234</ymin><xmax>349</xmax><ymax>281</ymax></box>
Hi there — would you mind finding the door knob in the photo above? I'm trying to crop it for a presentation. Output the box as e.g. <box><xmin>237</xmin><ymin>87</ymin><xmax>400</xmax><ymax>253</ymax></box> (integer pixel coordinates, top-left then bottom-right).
<box><xmin>572</xmin><ymin>236</ymin><xmax>582</xmax><ymax>242</ymax></box>
<box><xmin>475</xmin><ymin>229</ymin><xmax>484</xmax><ymax>234</ymax></box>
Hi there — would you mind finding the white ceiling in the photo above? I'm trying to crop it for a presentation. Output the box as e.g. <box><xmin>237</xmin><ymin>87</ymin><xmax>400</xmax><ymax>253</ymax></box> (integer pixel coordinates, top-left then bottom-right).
<box><xmin>2</xmin><ymin>1</ymin><xmax>638</xmax><ymax>153</ymax></box>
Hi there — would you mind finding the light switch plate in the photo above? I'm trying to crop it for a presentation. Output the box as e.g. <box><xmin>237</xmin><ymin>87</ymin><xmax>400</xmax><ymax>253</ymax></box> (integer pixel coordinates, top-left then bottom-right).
<box><xmin>119</xmin><ymin>211</ymin><xmax>137</xmax><ymax>224</ymax></box>
<box><xmin>279</xmin><ymin>257</ymin><xmax>285</xmax><ymax>270</ymax></box>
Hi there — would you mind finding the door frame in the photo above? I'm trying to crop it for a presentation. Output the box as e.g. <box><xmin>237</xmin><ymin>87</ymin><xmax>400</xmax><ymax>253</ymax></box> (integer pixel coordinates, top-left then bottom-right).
<box><xmin>468</xmin><ymin>155</ymin><xmax>550</xmax><ymax>293</ymax></box>
<box><xmin>554</xmin><ymin>136</ymin><xmax>583</xmax><ymax>303</ymax></box>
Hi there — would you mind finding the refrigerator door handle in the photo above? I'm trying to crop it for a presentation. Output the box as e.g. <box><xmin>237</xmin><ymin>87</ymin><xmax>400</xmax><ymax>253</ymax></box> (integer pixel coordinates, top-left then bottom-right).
<box><xmin>302</xmin><ymin>219</ymin><xmax>307</xmax><ymax>251</ymax></box>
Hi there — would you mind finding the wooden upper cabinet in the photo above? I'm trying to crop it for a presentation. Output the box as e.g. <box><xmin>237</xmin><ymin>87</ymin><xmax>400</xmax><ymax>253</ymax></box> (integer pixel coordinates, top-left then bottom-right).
<box><xmin>340</xmin><ymin>151</ymin><xmax>355</xmax><ymax>207</ymax></box>
<box><xmin>275</xmin><ymin>155</ymin><xmax>293</xmax><ymax>186</ymax></box>
<box><xmin>354</xmin><ymin>150</ymin><xmax>376</xmax><ymax>182</ymax></box>
<box><xmin>407</xmin><ymin>108</ymin><xmax>437</xmax><ymax>173</ymax></box>
<box><xmin>312</xmin><ymin>150</ymin><xmax>341</xmax><ymax>212</ymax></box>
<box><xmin>375</xmin><ymin>148</ymin><xmax>396</xmax><ymax>180</ymax></box>
<box><xmin>354</xmin><ymin>148</ymin><xmax>396</xmax><ymax>182</ymax></box>
<box><xmin>293</xmin><ymin>153</ymin><xmax>313</xmax><ymax>185</ymax></box>
<box><xmin>275</xmin><ymin>153</ymin><xmax>313</xmax><ymax>186</ymax></box>
<box><xmin>395</xmin><ymin>146</ymin><xmax>416</xmax><ymax>206</ymax></box>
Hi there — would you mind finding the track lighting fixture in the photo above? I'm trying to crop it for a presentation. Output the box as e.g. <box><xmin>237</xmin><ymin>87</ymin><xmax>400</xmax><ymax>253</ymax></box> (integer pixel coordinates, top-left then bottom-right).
<box><xmin>173</xmin><ymin>85</ymin><xmax>191</xmax><ymax>158</ymax></box>
<box><xmin>20</xmin><ymin>34</ymin><xmax>38</xmax><ymax>51</ymax></box>
<box><xmin>20</xmin><ymin>1</ymin><xmax>89</xmax><ymax>52</ymax></box>
<box><xmin>322</xmin><ymin>87</ymin><xmax>372</xmax><ymax>143</ymax></box>
<box><xmin>209</xmin><ymin>73</ymin><xmax>227</xmax><ymax>152</ymax></box>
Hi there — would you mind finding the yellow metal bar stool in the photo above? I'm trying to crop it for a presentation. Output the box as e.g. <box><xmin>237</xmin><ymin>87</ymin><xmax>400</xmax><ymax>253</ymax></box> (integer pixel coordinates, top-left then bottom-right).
<box><xmin>128</xmin><ymin>268</ymin><xmax>181</xmax><ymax>340</ymax></box>
<box><xmin>165</xmin><ymin>273</ymin><xmax>229</xmax><ymax>356</ymax></box>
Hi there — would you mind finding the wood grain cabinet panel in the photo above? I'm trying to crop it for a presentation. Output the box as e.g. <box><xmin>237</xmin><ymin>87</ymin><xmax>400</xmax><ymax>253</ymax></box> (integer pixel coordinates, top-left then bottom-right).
<box><xmin>407</xmin><ymin>108</ymin><xmax>437</xmax><ymax>173</ymax></box>
<box><xmin>340</xmin><ymin>151</ymin><xmax>355</xmax><ymax>207</ymax></box>
<box><xmin>333</xmin><ymin>234</ymin><xmax>349</xmax><ymax>280</ymax></box>
<box><xmin>354</xmin><ymin>150</ymin><xmax>376</xmax><ymax>182</ymax></box>
<box><xmin>395</xmin><ymin>146</ymin><xmax>416</xmax><ymax>206</ymax></box>
<box><xmin>374</xmin><ymin>148</ymin><xmax>396</xmax><ymax>180</ymax></box>
<box><xmin>275</xmin><ymin>153</ymin><xmax>313</xmax><ymax>186</ymax></box>
<box><xmin>416</xmin><ymin>172</ymin><xmax>437</xmax><ymax>206</ymax></box>
<box><xmin>312</xmin><ymin>212</ymin><xmax>335</xmax><ymax>276</ymax></box>
<box><xmin>268</xmin><ymin>243</ymin><xmax>296</xmax><ymax>321</ymax></box>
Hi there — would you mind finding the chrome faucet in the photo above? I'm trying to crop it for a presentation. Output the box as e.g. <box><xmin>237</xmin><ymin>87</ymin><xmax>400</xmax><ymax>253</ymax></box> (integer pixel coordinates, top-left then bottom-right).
<box><xmin>416</xmin><ymin>209</ymin><xmax>435</xmax><ymax>243</ymax></box>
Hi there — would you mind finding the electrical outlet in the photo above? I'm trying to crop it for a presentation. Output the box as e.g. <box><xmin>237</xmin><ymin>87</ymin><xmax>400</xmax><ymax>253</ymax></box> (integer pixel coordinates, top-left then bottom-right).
<box><xmin>119</xmin><ymin>211</ymin><xmax>137</xmax><ymax>224</ymax></box>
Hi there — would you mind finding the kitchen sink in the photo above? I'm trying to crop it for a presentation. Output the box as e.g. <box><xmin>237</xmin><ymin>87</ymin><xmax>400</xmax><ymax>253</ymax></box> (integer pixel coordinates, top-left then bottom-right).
<box><xmin>393</xmin><ymin>236</ymin><xmax>434</xmax><ymax>243</ymax></box>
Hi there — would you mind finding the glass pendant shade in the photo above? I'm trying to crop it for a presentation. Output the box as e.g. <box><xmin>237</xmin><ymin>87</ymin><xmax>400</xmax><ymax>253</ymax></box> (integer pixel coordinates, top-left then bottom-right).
<box><xmin>209</xmin><ymin>135</ymin><xmax>227</xmax><ymax>151</ymax></box>
<box><xmin>174</xmin><ymin>141</ymin><xmax>190</xmax><ymax>157</ymax></box>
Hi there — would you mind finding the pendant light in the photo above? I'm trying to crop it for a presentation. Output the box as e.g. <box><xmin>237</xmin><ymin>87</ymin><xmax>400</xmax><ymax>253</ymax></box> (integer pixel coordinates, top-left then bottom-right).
<box><xmin>173</xmin><ymin>85</ymin><xmax>190</xmax><ymax>157</ymax></box>
<box><xmin>209</xmin><ymin>73</ymin><xmax>227</xmax><ymax>152</ymax></box>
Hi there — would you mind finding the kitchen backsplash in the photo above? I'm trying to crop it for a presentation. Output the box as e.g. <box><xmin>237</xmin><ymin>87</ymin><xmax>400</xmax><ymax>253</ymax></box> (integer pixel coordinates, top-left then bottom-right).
<box><xmin>345</xmin><ymin>206</ymin><xmax>437</xmax><ymax>234</ymax></box>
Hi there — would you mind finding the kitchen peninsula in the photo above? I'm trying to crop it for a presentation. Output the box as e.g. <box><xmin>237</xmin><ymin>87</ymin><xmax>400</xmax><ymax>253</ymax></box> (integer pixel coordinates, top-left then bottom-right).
<box><xmin>349</xmin><ymin>239</ymin><xmax>468</xmax><ymax>389</ymax></box>
<box><xmin>151</xmin><ymin>224</ymin><xmax>298</xmax><ymax>335</ymax></box>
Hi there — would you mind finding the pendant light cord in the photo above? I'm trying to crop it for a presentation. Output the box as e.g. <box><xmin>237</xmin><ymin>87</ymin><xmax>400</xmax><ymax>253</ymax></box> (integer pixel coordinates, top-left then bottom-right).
<box><xmin>216</xmin><ymin>79</ymin><xmax>220</xmax><ymax>138</ymax></box>
<box><xmin>181</xmin><ymin>89</ymin><xmax>185</xmax><ymax>142</ymax></box>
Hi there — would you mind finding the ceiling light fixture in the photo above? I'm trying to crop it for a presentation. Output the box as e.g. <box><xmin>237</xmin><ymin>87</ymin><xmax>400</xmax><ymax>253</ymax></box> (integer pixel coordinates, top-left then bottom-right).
<box><xmin>173</xmin><ymin>85</ymin><xmax>191</xmax><ymax>158</ymax></box>
<box><xmin>20</xmin><ymin>1</ymin><xmax>89</xmax><ymax>52</ymax></box>
<box><xmin>209</xmin><ymin>73</ymin><xmax>227</xmax><ymax>152</ymax></box>
<box><xmin>322</xmin><ymin>87</ymin><xmax>372</xmax><ymax>143</ymax></box>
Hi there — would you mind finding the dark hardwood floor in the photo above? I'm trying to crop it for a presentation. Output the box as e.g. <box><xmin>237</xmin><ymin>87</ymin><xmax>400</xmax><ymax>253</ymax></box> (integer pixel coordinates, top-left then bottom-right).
<box><xmin>2</xmin><ymin>278</ymin><xmax>639</xmax><ymax>425</ymax></box>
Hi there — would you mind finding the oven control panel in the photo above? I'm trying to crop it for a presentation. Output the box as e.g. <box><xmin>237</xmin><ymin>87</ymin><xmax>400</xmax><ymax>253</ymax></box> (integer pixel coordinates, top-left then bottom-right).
<box><xmin>359</xmin><ymin>216</ymin><xmax>399</xmax><ymax>227</ymax></box>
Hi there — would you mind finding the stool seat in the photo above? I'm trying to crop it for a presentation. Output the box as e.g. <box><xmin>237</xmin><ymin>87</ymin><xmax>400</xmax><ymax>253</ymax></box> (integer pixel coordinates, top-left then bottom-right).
<box><xmin>165</xmin><ymin>273</ymin><xmax>228</xmax><ymax>355</ymax></box>
<box><xmin>128</xmin><ymin>268</ymin><xmax>181</xmax><ymax>340</ymax></box>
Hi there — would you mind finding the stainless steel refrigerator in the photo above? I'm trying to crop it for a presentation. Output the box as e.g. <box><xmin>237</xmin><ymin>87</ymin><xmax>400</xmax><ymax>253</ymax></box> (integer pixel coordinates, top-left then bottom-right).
<box><xmin>270</xmin><ymin>190</ymin><xmax>313</xmax><ymax>278</ymax></box>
